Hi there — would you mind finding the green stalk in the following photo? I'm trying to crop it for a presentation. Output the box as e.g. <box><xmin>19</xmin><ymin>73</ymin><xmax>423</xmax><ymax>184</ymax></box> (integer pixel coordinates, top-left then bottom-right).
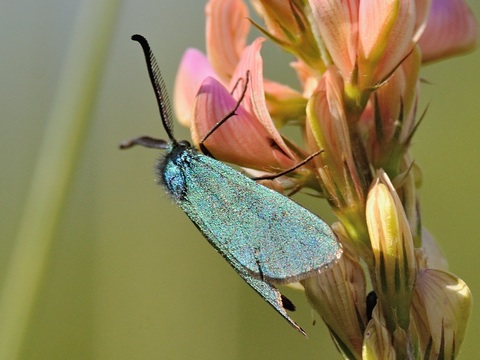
<box><xmin>0</xmin><ymin>1</ymin><xmax>122</xmax><ymax>358</ymax></box>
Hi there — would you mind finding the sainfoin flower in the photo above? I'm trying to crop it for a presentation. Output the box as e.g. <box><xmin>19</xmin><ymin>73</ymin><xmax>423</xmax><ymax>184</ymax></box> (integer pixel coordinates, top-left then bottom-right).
<box><xmin>173</xmin><ymin>0</ymin><xmax>477</xmax><ymax>358</ymax></box>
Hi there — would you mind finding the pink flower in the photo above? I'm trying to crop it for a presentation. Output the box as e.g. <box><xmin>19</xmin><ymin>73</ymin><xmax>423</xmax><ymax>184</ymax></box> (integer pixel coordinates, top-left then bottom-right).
<box><xmin>175</xmin><ymin>0</ymin><xmax>307</xmax><ymax>133</ymax></box>
<box><xmin>206</xmin><ymin>0</ymin><xmax>250</xmax><ymax>82</ymax></box>
<box><xmin>174</xmin><ymin>0</ymin><xmax>249</xmax><ymax>126</ymax></box>
<box><xmin>309</xmin><ymin>0</ymin><xmax>430</xmax><ymax>90</ymax></box>
<box><xmin>419</xmin><ymin>0</ymin><xmax>479</xmax><ymax>62</ymax></box>
<box><xmin>173</xmin><ymin>49</ymin><xmax>216</xmax><ymax>127</ymax></box>
<box><xmin>190</xmin><ymin>38</ymin><xmax>299</xmax><ymax>171</ymax></box>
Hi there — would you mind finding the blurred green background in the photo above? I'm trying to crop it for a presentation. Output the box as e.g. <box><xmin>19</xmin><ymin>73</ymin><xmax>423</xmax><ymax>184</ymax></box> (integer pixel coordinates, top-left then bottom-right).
<box><xmin>1</xmin><ymin>1</ymin><xmax>479</xmax><ymax>359</ymax></box>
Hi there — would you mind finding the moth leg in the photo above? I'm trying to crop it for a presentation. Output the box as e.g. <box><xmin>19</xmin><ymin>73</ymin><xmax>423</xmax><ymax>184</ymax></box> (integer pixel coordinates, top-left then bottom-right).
<box><xmin>251</xmin><ymin>149</ymin><xmax>323</xmax><ymax>181</ymax></box>
<box><xmin>199</xmin><ymin>71</ymin><xmax>250</xmax><ymax>156</ymax></box>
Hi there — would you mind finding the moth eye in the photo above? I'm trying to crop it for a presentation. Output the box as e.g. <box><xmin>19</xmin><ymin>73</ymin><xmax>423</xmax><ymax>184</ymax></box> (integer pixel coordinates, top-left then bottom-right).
<box><xmin>179</xmin><ymin>140</ymin><xmax>191</xmax><ymax>147</ymax></box>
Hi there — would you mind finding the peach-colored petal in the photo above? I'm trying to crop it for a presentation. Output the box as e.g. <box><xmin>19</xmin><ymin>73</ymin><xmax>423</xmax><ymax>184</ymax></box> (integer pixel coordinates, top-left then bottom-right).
<box><xmin>263</xmin><ymin>79</ymin><xmax>306</xmax><ymax>125</ymax></box>
<box><xmin>413</xmin><ymin>0</ymin><xmax>433</xmax><ymax>42</ymax></box>
<box><xmin>372</xmin><ymin>47</ymin><xmax>420</xmax><ymax>144</ymax></box>
<box><xmin>290</xmin><ymin>60</ymin><xmax>319</xmax><ymax>97</ymax></box>
<box><xmin>191</xmin><ymin>76</ymin><xmax>296</xmax><ymax>170</ymax></box>
<box><xmin>251</xmin><ymin>0</ymin><xmax>295</xmax><ymax>40</ymax></box>
<box><xmin>360</xmin><ymin>49</ymin><xmax>421</xmax><ymax>172</ymax></box>
<box><xmin>230</xmin><ymin>37</ymin><xmax>298</xmax><ymax>162</ymax></box>
<box><xmin>418</xmin><ymin>0</ymin><xmax>479</xmax><ymax>62</ymax></box>
<box><xmin>358</xmin><ymin>0</ymin><xmax>416</xmax><ymax>88</ymax></box>
<box><xmin>313</xmin><ymin>69</ymin><xmax>353</xmax><ymax>163</ymax></box>
<box><xmin>173</xmin><ymin>48</ymin><xmax>216</xmax><ymax>127</ymax></box>
<box><xmin>253</xmin><ymin>0</ymin><xmax>323</xmax><ymax>66</ymax></box>
<box><xmin>263</xmin><ymin>80</ymin><xmax>303</xmax><ymax>104</ymax></box>
<box><xmin>308</xmin><ymin>0</ymin><xmax>359</xmax><ymax>82</ymax></box>
<box><xmin>306</xmin><ymin>68</ymin><xmax>364</xmax><ymax>209</ymax></box>
<box><xmin>206</xmin><ymin>0</ymin><xmax>250</xmax><ymax>83</ymax></box>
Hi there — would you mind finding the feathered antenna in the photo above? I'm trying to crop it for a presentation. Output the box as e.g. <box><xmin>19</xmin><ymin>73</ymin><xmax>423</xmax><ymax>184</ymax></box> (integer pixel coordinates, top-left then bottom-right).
<box><xmin>131</xmin><ymin>34</ymin><xmax>176</xmax><ymax>143</ymax></box>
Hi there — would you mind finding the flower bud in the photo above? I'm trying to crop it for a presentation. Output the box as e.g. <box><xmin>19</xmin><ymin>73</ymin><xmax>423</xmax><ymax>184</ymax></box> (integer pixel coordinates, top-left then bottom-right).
<box><xmin>303</xmin><ymin>252</ymin><xmax>366</xmax><ymax>358</ymax></box>
<box><xmin>411</xmin><ymin>269</ymin><xmax>472</xmax><ymax>359</ymax></box>
<box><xmin>306</xmin><ymin>68</ymin><xmax>370</xmax><ymax>253</ymax></box>
<box><xmin>306</xmin><ymin>68</ymin><xmax>365</xmax><ymax>211</ymax></box>
<box><xmin>251</xmin><ymin>0</ymin><xmax>324</xmax><ymax>70</ymax></box>
<box><xmin>366</xmin><ymin>171</ymin><xmax>416</xmax><ymax>332</ymax></box>
<box><xmin>362</xmin><ymin>48</ymin><xmax>421</xmax><ymax>176</ymax></box>
<box><xmin>362</xmin><ymin>306</ymin><xmax>396</xmax><ymax>360</ymax></box>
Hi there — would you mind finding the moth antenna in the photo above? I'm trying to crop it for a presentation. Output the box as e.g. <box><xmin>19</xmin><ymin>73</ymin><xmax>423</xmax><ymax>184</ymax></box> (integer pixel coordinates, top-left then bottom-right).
<box><xmin>132</xmin><ymin>34</ymin><xmax>176</xmax><ymax>143</ymax></box>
